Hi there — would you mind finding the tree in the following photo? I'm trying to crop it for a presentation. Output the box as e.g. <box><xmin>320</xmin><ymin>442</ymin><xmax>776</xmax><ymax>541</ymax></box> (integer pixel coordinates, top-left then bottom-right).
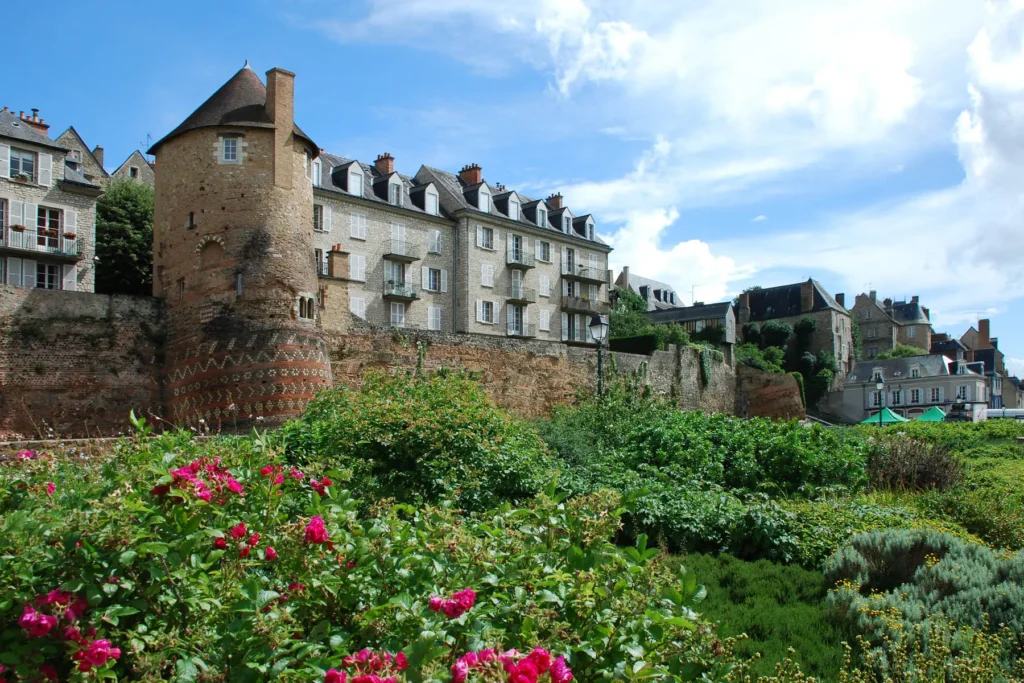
<box><xmin>609</xmin><ymin>288</ymin><xmax>652</xmax><ymax>340</ymax></box>
<box><xmin>95</xmin><ymin>179</ymin><xmax>154</xmax><ymax>296</ymax></box>
<box><xmin>875</xmin><ymin>344</ymin><xmax>928</xmax><ymax>360</ymax></box>
<box><xmin>761</xmin><ymin>320</ymin><xmax>793</xmax><ymax>350</ymax></box>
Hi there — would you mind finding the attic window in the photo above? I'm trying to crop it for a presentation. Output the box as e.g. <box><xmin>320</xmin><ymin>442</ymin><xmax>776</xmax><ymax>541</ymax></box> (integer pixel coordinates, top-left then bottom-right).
<box><xmin>563</xmin><ymin>216</ymin><xmax>571</xmax><ymax>233</ymax></box>
<box><xmin>479</xmin><ymin>189</ymin><xmax>490</xmax><ymax>213</ymax></box>
<box><xmin>389</xmin><ymin>181</ymin><xmax>402</xmax><ymax>207</ymax></box>
<box><xmin>350</xmin><ymin>170</ymin><xmax>363</xmax><ymax>197</ymax></box>
<box><xmin>312</xmin><ymin>160</ymin><xmax>321</xmax><ymax>187</ymax></box>
<box><xmin>426</xmin><ymin>191</ymin><xmax>439</xmax><ymax>216</ymax></box>
<box><xmin>587</xmin><ymin>221</ymin><xmax>595</xmax><ymax>241</ymax></box>
<box><xmin>537</xmin><ymin>207</ymin><xmax>547</xmax><ymax>228</ymax></box>
<box><xmin>129</xmin><ymin>166</ymin><xmax>139</xmax><ymax>178</ymax></box>
<box><xmin>509</xmin><ymin>198</ymin><xmax>519</xmax><ymax>221</ymax></box>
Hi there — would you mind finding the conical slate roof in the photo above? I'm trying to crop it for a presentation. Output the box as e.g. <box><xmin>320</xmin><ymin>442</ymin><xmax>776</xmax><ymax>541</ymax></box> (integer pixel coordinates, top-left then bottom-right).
<box><xmin>149</xmin><ymin>65</ymin><xmax>316</xmax><ymax>154</ymax></box>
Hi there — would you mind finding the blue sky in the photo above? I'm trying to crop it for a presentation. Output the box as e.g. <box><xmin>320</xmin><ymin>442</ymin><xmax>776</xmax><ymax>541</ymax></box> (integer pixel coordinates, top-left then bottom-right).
<box><xmin>8</xmin><ymin>0</ymin><xmax>1024</xmax><ymax>375</ymax></box>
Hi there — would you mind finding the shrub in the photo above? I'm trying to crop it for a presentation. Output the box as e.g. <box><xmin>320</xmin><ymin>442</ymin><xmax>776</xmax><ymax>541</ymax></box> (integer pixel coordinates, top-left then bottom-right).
<box><xmin>874</xmin><ymin>344</ymin><xmax>929</xmax><ymax>360</ymax></box>
<box><xmin>825</xmin><ymin>529</ymin><xmax>1024</xmax><ymax>647</ymax></box>
<box><xmin>760</xmin><ymin>320</ymin><xmax>793</xmax><ymax>349</ymax></box>
<box><xmin>742</xmin><ymin>322</ymin><xmax>762</xmax><ymax>346</ymax></box>
<box><xmin>281</xmin><ymin>370</ymin><xmax>556</xmax><ymax>510</ymax></box>
<box><xmin>736</xmin><ymin>343</ymin><xmax>783</xmax><ymax>373</ymax></box>
<box><xmin>867</xmin><ymin>437</ymin><xmax>964</xmax><ymax>492</ymax></box>
<box><xmin>0</xmin><ymin>433</ymin><xmax>727</xmax><ymax>681</ymax></box>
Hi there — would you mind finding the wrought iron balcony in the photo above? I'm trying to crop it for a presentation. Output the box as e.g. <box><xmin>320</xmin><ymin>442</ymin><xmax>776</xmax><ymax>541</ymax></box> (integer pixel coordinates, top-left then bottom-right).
<box><xmin>383</xmin><ymin>241</ymin><xmax>422</xmax><ymax>263</ymax></box>
<box><xmin>0</xmin><ymin>226</ymin><xmax>81</xmax><ymax>261</ymax></box>
<box><xmin>383</xmin><ymin>281</ymin><xmax>418</xmax><ymax>301</ymax></box>
<box><xmin>561</xmin><ymin>294</ymin><xmax>610</xmax><ymax>314</ymax></box>
<box><xmin>507</xmin><ymin>284</ymin><xmax>537</xmax><ymax>303</ymax></box>
<box><xmin>560</xmin><ymin>263</ymin><xmax>605</xmax><ymax>282</ymax></box>
<box><xmin>506</xmin><ymin>321</ymin><xmax>535</xmax><ymax>338</ymax></box>
<box><xmin>506</xmin><ymin>249</ymin><xmax>536</xmax><ymax>269</ymax></box>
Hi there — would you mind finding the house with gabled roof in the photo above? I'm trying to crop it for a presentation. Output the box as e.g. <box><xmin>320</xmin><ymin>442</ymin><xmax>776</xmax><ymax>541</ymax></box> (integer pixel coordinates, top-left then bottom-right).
<box><xmin>111</xmin><ymin>150</ymin><xmax>155</xmax><ymax>186</ymax></box>
<box><xmin>53</xmin><ymin>126</ymin><xmax>109</xmax><ymax>186</ymax></box>
<box><xmin>613</xmin><ymin>266</ymin><xmax>681</xmax><ymax>311</ymax></box>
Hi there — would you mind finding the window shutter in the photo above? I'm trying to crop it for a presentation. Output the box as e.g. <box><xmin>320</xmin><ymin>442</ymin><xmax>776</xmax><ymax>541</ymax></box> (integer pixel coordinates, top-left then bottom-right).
<box><xmin>7</xmin><ymin>258</ymin><xmax>21</xmax><ymax>285</ymax></box>
<box><xmin>540</xmin><ymin>309</ymin><xmax>550</xmax><ymax>331</ymax></box>
<box><xmin>422</xmin><ymin>266</ymin><xmax>430</xmax><ymax>290</ymax></box>
<box><xmin>10</xmin><ymin>200</ymin><xmax>24</xmax><ymax>227</ymax></box>
<box><xmin>62</xmin><ymin>264</ymin><xmax>77</xmax><ymax>291</ymax></box>
<box><xmin>476</xmin><ymin>300</ymin><xmax>483</xmax><ymax>323</ymax></box>
<box><xmin>494</xmin><ymin>229</ymin><xmax>500</xmax><ymax>245</ymax></box>
<box><xmin>0</xmin><ymin>144</ymin><xmax>8</xmax><ymax>178</ymax></box>
<box><xmin>540</xmin><ymin>275</ymin><xmax>549</xmax><ymax>297</ymax></box>
<box><xmin>440</xmin><ymin>269</ymin><xmax>448</xmax><ymax>293</ymax></box>
<box><xmin>65</xmin><ymin>209</ymin><xmax>78</xmax><ymax>233</ymax></box>
<box><xmin>480</xmin><ymin>264</ymin><xmax>486</xmax><ymax>286</ymax></box>
<box><xmin>575</xmin><ymin>314</ymin><xmax>582</xmax><ymax>340</ymax></box>
<box><xmin>535</xmin><ymin>239</ymin><xmax>542</xmax><ymax>259</ymax></box>
<box><xmin>23</xmin><ymin>259</ymin><xmax>36</xmax><ymax>288</ymax></box>
<box><xmin>561</xmin><ymin>312</ymin><xmax>569</xmax><ymax>341</ymax></box>
<box><xmin>561</xmin><ymin>246</ymin><xmax>569</xmax><ymax>272</ymax></box>
<box><xmin>39</xmin><ymin>153</ymin><xmax>53</xmax><ymax>187</ymax></box>
<box><xmin>476</xmin><ymin>225</ymin><xmax>483</xmax><ymax>247</ymax></box>
<box><xmin>25</xmin><ymin>203</ymin><xmax>38</xmax><ymax>230</ymax></box>
<box><xmin>562</xmin><ymin>279</ymin><xmax>569</xmax><ymax>296</ymax></box>
<box><xmin>507</xmin><ymin>304</ymin><xmax>514</xmax><ymax>335</ymax></box>
<box><xmin>323</xmin><ymin>205</ymin><xmax>332</xmax><ymax>232</ymax></box>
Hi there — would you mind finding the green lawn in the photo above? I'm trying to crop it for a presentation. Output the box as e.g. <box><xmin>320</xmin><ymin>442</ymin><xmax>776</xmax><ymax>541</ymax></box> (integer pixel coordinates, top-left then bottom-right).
<box><xmin>667</xmin><ymin>552</ymin><xmax>851</xmax><ymax>681</ymax></box>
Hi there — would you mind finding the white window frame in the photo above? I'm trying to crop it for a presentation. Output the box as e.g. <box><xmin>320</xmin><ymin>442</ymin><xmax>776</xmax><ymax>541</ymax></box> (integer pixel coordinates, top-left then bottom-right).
<box><xmin>222</xmin><ymin>138</ymin><xmax>238</xmax><ymax>163</ymax></box>
<box><xmin>390</xmin><ymin>302</ymin><xmax>406</xmax><ymax>328</ymax></box>
<box><xmin>350</xmin><ymin>254</ymin><xmax>366</xmax><ymax>281</ymax></box>
<box><xmin>479</xmin><ymin>189</ymin><xmax>490</xmax><ymax>213</ymax></box>
<box><xmin>480</xmin><ymin>264</ymin><xmax>494</xmax><ymax>288</ymax></box>
<box><xmin>10</xmin><ymin>147</ymin><xmax>36</xmax><ymax>181</ymax></box>
<box><xmin>509</xmin><ymin>198</ymin><xmax>519</xmax><ymax>221</ymax></box>
<box><xmin>930</xmin><ymin>387</ymin><xmax>942</xmax><ymax>403</ymax></box>
<box><xmin>910</xmin><ymin>388</ymin><xmax>921</xmax><ymax>404</ymax></box>
<box><xmin>872</xmin><ymin>391</ymin><xmax>882</xmax><ymax>407</ymax></box>
<box><xmin>36</xmin><ymin>263</ymin><xmax>60</xmax><ymax>290</ymax></box>
<box><xmin>426</xmin><ymin>191</ymin><xmax>439</xmax><ymax>216</ymax></box>
<box><xmin>539</xmin><ymin>309</ymin><xmax>550</xmax><ymax>332</ymax></box>
<box><xmin>349</xmin><ymin>212</ymin><xmax>367</xmax><ymax>240</ymax></box>
<box><xmin>537</xmin><ymin>208</ymin><xmax>547</xmax><ymax>228</ymax></box>
<box><xmin>428</xmin><ymin>230</ymin><xmax>442</xmax><ymax>254</ymax></box>
<box><xmin>481</xmin><ymin>300</ymin><xmax>494</xmax><ymax>324</ymax></box>
<box><xmin>312</xmin><ymin>159</ymin><xmax>321</xmax><ymax>187</ymax></box>
<box><xmin>908</xmin><ymin>326</ymin><xmax>916</xmax><ymax>338</ymax></box>
<box><xmin>428</xmin><ymin>305</ymin><xmax>442</xmax><ymax>331</ymax></box>
<box><xmin>313</xmin><ymin>204</ymin><xmax>324</xmax><ymax>232</ymax></box>
<box><xmin>350</xmin><ymin>296</ymin><xmax>366</xmax><ymax>319</ymax></box>
<box><xmin>563</xmin><ymin>216</ymin><xmax>571</xmax><ymax>234</ymax></box>
<box><xmin>479</xmin><ymin>226</ymin><xmax>494</xmax><ymax>250</ymax></box>
<box><xmin>350</xmin><ymin>170</ymin><xmax>363</xmax><ymax>197</ymax></box>
<box><xmin>389</xmin><ymin>181</ymin><xmax>402</xmax><ymax>207</ymax></box>
<box><xmin>426</xmin><ymin>267</ymin><xmax>441</xmax><ymax>292</ymax></box>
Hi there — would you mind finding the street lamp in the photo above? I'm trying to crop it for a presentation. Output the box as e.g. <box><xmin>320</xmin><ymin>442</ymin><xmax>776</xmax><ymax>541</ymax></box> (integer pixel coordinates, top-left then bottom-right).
<box><xmin>589</xmin><ymin>314</ymin><xmax>610</xmax><ymax>397</ymax></box>
<box><xmin>875</xmin><ymin>378</ymin><xmax>885</xmax><ymax>427</ymax></box>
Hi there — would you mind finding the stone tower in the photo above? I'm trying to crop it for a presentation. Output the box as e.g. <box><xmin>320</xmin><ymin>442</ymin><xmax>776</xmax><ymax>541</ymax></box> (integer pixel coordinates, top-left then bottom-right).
<box><xmin>149</xmin><ymin>64</ymin><xmax>332</xmax><ymax>426</ymax></box>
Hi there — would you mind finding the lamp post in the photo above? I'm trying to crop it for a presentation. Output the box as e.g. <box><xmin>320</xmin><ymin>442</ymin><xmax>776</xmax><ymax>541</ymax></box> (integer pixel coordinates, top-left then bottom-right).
<box><xmin>875</xmin><ymin>379</ymin><xmax>885</xmax><ymax>427</ymax></box>
<box><xmin>589</xmin><ymin>314</ymin><xmax>610</xmax><ymax>397</ymax></box>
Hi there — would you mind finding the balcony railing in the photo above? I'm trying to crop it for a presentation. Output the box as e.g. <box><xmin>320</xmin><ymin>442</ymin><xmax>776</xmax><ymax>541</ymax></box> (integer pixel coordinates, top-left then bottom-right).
<box><xmin>507</xmin><ymin>321</ymin><xmax>535</xmax><ymax>337</ymax></box>
<box><xmin>383</xmin><ymin>241</ymin><xmax>422</xmax><ymax>262</ymax></box>
<box><xmin>508</xmin><ymin>284</ymin><xmax>537</xmax><ymax>302</ymax></box>
<box><xmin>506</xmin><ymin>249</ymin><xmax>536</xmax><ymax>268</ymax></box>
<box><xmin>560</xmin><ymin>263</ymin><xmax>604</xmax><ymax>282</ymax></box>
<box><xmin>0</xmin><ymin>226</ymin><xmax>80</xmax><ymax>259</ymax></box>
<box><xmin>383</xmin><ymin>281</ymin><xmax>418</xmax><ymax>300</ymax></box>
<box><xmin>316</xmin><ymin>261</ymin><xmax>329</xmax><ymax>276</ymax></box>
<box><xmin>561</xmin><ymin>294</ymin><xmax>609</xmax><ymax>313</ymax></box>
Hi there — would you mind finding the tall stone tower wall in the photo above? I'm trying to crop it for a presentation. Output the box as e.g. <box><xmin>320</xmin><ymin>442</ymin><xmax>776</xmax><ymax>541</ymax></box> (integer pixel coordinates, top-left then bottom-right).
<box><xmin>151</xmin><ymin>69</ymin><xmax>332</xmax><ymax>427</ymax></box>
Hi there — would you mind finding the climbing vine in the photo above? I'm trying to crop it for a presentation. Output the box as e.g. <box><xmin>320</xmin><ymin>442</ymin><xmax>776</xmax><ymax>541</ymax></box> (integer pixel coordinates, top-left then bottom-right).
<box><xmin>699</xmin><ymin>344</ymin><xmax>714</xmax><ymax>387</ymax></box>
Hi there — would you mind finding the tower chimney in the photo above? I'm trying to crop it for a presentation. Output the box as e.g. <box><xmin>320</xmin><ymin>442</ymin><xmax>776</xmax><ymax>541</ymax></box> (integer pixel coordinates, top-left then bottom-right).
<box><xmin>869</xmin><ymin>290</ymin><xmax>877</xmax><ymax>302</ymax></box>
<box><xmin>459</xmin><ymin>163</ymin><xmax>482</xmax><ymax>185</ymax></box>
<box><xmin>800</xmin><ymin>279</ymin><xmax>814</xmax><ymax>313</ymax></box>
<box><xmin>979</xmin><ymin>319</ymin><xmax>991</xmax><ymax>348</ymax></box>
<box><xmin>92</xmin><ymin>146</ymin><xmax>104</xmax><ymax>169</ymax></box>
<box><xmin>375</xmin><ymin>153</ymin><xmax>395</xmax><ymax>176</ymax></box>
<box><xmin>835</xmin><ymin>292</ymin><xmax>845</xmax><ymax>308</ymax></box>
<box><xmin>265</xmin><ymin>67</ymin><xmax>296</xmax><ymax>189</ymax></box>
<box><xmin>546</xmin><ymin>193</ymin><xmax>563</xmax><ymax>209</ymax></box>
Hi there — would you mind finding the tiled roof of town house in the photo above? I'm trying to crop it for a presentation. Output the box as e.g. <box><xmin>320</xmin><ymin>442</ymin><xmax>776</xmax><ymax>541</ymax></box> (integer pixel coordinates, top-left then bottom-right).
<box><xmin>616</xmin><ymin>271</ymin><xmax>680</xmax><ymax>310</ymax></box>
<box><xmin>0</xmin><ymin>109</ymin><xmax>66</xmax><ymax>151</ymax></box>
<box><xmin>649</xmin><ymin>301</ymin><xmax>732</xmax><ymax>323</ymax></box>
<box><xmin>744</xmin><ymin>279</ymin><xmax>845</xmax><ymax>321</ymax></box>
<box><xmin>148</xmin><ymin>65</ymin><xmax>316</xmax><ymax>154</ymax></box>
<box><xmin>848</xmin><ymin>354</ymin><xmax>977</xmax><ymax>381</ymax></box>
<box><xmin>414</xmin><ymin>165</ymin><xmax>610</xmax><ymax>248</ymax></box>
<box><xmin>888</xmin><ymin>300</ymin><xmax>931</xmax><ymax>324</ymax></box>
<box><xmin>315</xmin><ymin>152</ymin><xmax>442</xmax><ymax>218</ymax></box>
<box><xmin>61</xmin><ymin>164</ymin><xmax>102</xmax><ymax>190</ymax></box>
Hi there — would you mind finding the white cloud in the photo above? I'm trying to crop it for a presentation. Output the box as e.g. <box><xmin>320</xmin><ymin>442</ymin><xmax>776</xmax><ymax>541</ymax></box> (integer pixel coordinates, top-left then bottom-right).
<box><xmin>1008</xmin><ymin>358</ymin><xmax>1024</xmax><ymax>378</ymax></box>
<box><xmin>752</xmin><ymin>215</ymin><xmax>767</xmax><ymax>223</ymax></box>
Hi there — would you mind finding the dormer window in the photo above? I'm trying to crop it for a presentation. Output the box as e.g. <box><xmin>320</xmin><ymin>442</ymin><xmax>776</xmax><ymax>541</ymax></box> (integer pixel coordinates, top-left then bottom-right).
<box><xmin>910</xmin><ymin>366</ymin><xmax>921</xmax><ymax>379</ymax></box>
<box><xmin>872</xmin><ymin>368</ymin><xmax>883</xmax><ymax>381</ymax></box>
<box><xmin>479</xmin><ymin>189</ymin><xmax>491</xmax><ymax>213</ymax></box>
<box><xmin>389</xmin><ymin>180</ymin><xmax>402</xmax><ymax>207</ymax></box>
<box><xmin>509</xmin><ymin>198</ymin><xmax>519</xmax><ymax>221</ymax></box>
<box><xmin>563</xmin><ymin>216</ymin><xmax>571</xmax><ymax>234</ymax></box>
<box><xmin>312</xmin><ymin>160</ymin><xmax>321</xmax><ymax>187</ymax></box>
<box><xmin>349</xmin><ymin>169</ymin><xmax>363</xmax><ymax>197</ymax></box>
<box><xmin>426</xmin><ymin>190</ymin><xmax>439</xmax><ymax>216</ymax></box>
<box><xmin>537</xmin><ymin>207</ymin><xmax>547</xmax><ymax>228</ymax></box>
<box><xmin>586</xmin><ymin>220</ymin><xmax>595</xmax><ymax>241</ymax></box>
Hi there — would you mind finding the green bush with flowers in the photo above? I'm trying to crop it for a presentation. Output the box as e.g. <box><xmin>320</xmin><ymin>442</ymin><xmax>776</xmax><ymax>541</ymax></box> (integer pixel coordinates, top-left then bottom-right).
<box><xmin>0</xmin><ymin>426</ymin><xmax>739</xmax><ymax>682</ymax></box>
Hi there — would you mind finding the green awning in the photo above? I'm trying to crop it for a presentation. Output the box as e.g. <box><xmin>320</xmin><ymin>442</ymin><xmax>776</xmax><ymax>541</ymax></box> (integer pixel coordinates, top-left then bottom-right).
<box><xmin>914</xmin><ymin>406</ymin><xmax>947</xmax><ymax>422</ymax></box>
<box><xmin>860</xmin><ymin>407</ymin><xmax>910</xmax><ymax>425</ymax></box>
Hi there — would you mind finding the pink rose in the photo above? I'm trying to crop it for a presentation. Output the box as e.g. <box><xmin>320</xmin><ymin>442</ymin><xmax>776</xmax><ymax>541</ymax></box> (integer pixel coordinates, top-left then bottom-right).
<box><xmin>230</xmin><ymin>523</ymin><xmax>248</xmax><ymax>539</ymax></box>
<box><xmin>428</xmin><ymin>596</ymin><xmax>443</xmax><ymax>612</ymax></box>
<box><xmin>265</xmin><ymin>547</ymin><xmax>278</xmax><ymax>560</ymax></box>
<box><xmin>324</xmin><ymin>670</ymin><xmax>347</xmax><ymax>683</ymax></box>
<box><xmin>509</xmin><ymin>660</ymin><xmax>539</xmax><ymax>683</ymax></box>
<box><xmin>550</xmin><ymin>656</ymin><xmax>573</xmax><ymax>683</ymax></box>
<box><xmin>45</xmin><ymin>482</ymin><xmax>56</xmax><ymax>496</ymax></box>
<box><xmin>38</xmin><ymin>664</ymin><xmax>58</xmax><ymax>681</ymax></box>
<box><xmin>213</xmin><ymin>538</ymin><xmax>227</xmax><ymax>550</ymax></box>
<box><xmin>65</xmin><ymin>597</ymin><xmax>88</xmax><ymax>621</ymax></box>
<box><xmin>227</xmin><ymin>478</ymin><xmax>244</xmax><ymax>494</ymax></box>
<box><xmin>304</xmin><ymin>516</ymin><xmax>330</xmax><ymax>544</ymax></box>
<box><xmin>248</xmin><ymin>533</ymin><xmax>261</xmax><ymax>546</ymax></box>
<box><xmin>394</xmin><ymin>652</ymin><xmax>408</xmax><ymax>671</ymax></box>
<box><xmin>19</xmin><ymin>605</ymin><xmax>57</xmax><ymax>638</ymax></box>
<box><xmin>239</xmin><ymin>546</ymin><xmax>251</xmax><ymax>559</ymax></box>
<box><xmin>526</xmin><ymin>648</ymin><xmax>551</xmax><ymax>674</ymax></box>
<box><xmin>73</xmin><ymin>638</ymin><xmax>122</xmax><ymax>671</ymax></box>
<box><xmin>451</xmin><ymin>660</ymin><xmax>469</xmax><ymax>683</ymax></box>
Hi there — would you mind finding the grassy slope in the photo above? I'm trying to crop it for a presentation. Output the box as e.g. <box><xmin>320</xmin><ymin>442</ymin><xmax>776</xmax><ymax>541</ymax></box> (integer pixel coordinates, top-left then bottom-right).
<box><xmin>667</xmin><ymin>553</ymin><xmax>850</xmax><ymax>681</ymax></box>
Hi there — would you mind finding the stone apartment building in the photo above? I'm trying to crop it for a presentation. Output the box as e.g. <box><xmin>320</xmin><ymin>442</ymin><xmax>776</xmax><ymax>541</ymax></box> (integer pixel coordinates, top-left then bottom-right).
<box><xmin>850</xmin><ymin>291</ymin><xmax>933</xmax><ymax>358</ymax></box>
<box><xmin>737</xmin><ymin>279</ymin><xmax>854</xmax><ymax>376</ymax></box>
<box><xmin>828</xmin><ymin>353</ymin><xmax>988</xmax><ymax>423</ymax></box>
<box><xmin>143</xmin><ymin>63</ymin><xmax>611</xmax><ymax>424</ymax></box>
<box><xmin>0</xmin><ymin>107</ymin><xmax>101</xmax><ymax>293</ymax></box>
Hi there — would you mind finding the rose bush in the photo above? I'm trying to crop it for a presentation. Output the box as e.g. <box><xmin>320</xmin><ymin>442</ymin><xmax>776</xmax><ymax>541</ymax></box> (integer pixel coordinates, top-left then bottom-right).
<box><xmin>0</xmin><ymin>426</ymin><xmax>731</xmax><ymax>682</ymax></box>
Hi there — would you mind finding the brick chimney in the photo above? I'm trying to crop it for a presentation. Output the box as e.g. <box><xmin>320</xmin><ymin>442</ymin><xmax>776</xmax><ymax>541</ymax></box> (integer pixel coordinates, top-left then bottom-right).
<box><xmin>265</xmin><ymin>67</ymin><xmax>296</xmax><ymax>189</ymax></box>
<box><xmin>979</xmin><ymin>319</ymin><xmax>991</xmax><ymax>348</ymax></box>
<box><xmin>374</xmin><ymin>153</ymin><xmax>395</xmax><ymax>176</ymax></box>
<box><xmin>459</xmin><ymin>163</ymin><xmax>482</xmax><ymax>185</ymax></box>
<box><xmin>737</xmin><ymin>292</ymin><xmax>751</xmax><ymax>325</ymax></box>
<box><xmin>883</xmin><ymin>297</ymin><xmax>893</xmax><ymax>308</ymax></box>
<box><xmin>92</xmin><ymin>146</ymin><xmax>104</xmax><ymax>169</ymax></box>
<box><xmin>328</xmin><ymin>243</ymin><xmax>349</xmax><ymax>279</ymax></box>
<box><xmin>20</xmin><ymin>108</ymin><xmax>49</xmax><ymax>135</ymax></box>
<box><xmin>835</xmin><ymin>292</ymin><xmax>845</xmax><ymax>308</ymax></box>
<box><xmin>869</xmin><ymin>290</ymin><xmax>877</xmax><ymax>302</ymax></box>
<box><xmin>800</xmin><ymin>279</ymin><xmax>814</xmax><ymax>313</ymax></box>
<box><xmin>546</xmin><ymin>193</ymin><xmax>563</xmax><ymax>209</ymax></box>
<box><xmin>911</xmin><ymin>295</ymin><xmax>919</xmax><ymax>304</ymax></box>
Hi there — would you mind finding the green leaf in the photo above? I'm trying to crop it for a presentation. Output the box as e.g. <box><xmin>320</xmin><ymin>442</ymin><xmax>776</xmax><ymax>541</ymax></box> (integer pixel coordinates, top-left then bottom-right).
<box><xmin>138</xmin><ymin>542</ymin><xmax>169</xmax><ymax>556</ymax></box>
<box><xmin>119</xmin><ymin>550</ymin><xmax>138</xmax><ymax>565</ymax></box>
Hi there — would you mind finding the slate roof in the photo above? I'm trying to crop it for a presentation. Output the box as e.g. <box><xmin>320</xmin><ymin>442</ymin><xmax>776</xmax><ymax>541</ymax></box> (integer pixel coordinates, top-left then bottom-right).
<box><xmin>112</xmin><ymin>150</ymin><xmax>154</xmax><ymax>176</ymax></box>
<box><xmin>0</xmin><ymin>109</ymin><xmax>66</xmax><ymax>150</ymax></box>
<box><xmin>847</xmin><ymin>354</ymin><xmax>978</xmax><ymax>382</ymax></box>
<box><xmin>648</xmin><ymin>302</ymin><xmax>732</xmax><ymax>323</ymax></box>
<box><xmin>61</xmin><ymin>164</ymin><xmax>101</xmax><ymax>189</ymax></box>
<box><xmin>931</xmin><ymin>338</ymin><xmax>967</xmax><ymax>356</ymax></box>
<box><xmin>149</xmin><ymin>66</ymin><xmax>316</xmax><ymax>154</ymax></box>
<box><xmin>616</xmin><ymin>271</ymin><xmax>680</xmax><ymax>311</ymax></box>
<box><xmin>414</xmin><ymin>165</ymin><xmax>609</xmax><ymax>249</ymax></box>
<box><xmin>314</xmin><ymin>152</ymin><xmax>441</xmax><ymax>218</ymax></box>
<box><xmin>744</xmin><ymin>280</ymin><xmax>845</xmax><ymax>322</ymax></box>
<box><xmin>54</xmin><ymin>126</ymin><xmax>110</xmax><ymax>178</ymax></box>
<box><xmin>889</xmin><ymin>300</ymin><xmax>930</xmax><ymax>324</ymax></box>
